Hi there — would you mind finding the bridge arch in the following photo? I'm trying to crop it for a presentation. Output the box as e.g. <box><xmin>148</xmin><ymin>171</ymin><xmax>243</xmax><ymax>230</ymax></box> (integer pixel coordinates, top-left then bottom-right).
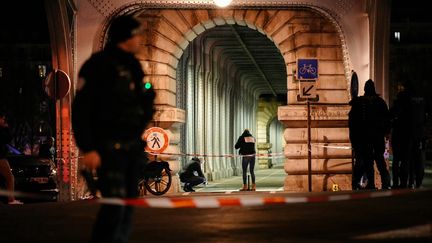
<box><xmin>96</xmin><ymin>7</ymin><xmax>351</xmax><ymax>191</ymax></box>
<box><xmin>42</xmin><ymin>0</ymin><xmax>391</xmax><ymax>200</ymax></box>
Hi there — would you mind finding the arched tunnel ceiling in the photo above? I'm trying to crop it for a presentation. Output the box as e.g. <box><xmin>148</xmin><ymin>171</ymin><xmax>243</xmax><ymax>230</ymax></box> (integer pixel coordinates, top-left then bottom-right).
<box><xmin>193</xmin><ymin>24</ymin><xmax>287</xmax><ymax>97</ymax></box>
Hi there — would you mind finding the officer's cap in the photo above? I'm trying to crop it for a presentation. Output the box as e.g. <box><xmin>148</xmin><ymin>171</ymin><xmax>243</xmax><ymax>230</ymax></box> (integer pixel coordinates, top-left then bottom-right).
<box><xmin>364</xmin><ymin>79</ymin><xmax>376</xmax><ymax>95</ymax></box>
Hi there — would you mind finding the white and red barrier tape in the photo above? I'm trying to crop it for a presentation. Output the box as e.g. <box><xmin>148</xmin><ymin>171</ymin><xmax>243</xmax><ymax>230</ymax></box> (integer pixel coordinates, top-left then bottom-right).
<box><xmin>148</xmin><ymin>143</ymin><xmax>354</xmax><ymax>159</ymax></box>
<box><xmin>95</xmin><ymin>188</ymin><xmax>421</xmax><ymax>208</ymax></box>
<box><xmin>56</xmin><ymin>144</ymin><xmax>350</xmax><ymax>161</ymax></box>
<box><xmin>148</xmin><ymin>151</ymin><xmax>286</xmax><ymax>159</ymax></box>
<box><xmin>312</xmin><ymin>143</ymin><xmax>352</xmax><ymax>150</ymax></box>
<box><xmin>2</xmin><ymin>188</ymin><xmax>426</xmax><ymax>207</ymax></box>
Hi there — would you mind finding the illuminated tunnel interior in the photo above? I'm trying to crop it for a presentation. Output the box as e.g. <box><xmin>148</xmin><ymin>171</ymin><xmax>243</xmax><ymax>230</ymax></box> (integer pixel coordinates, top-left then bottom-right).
<box><xmin>176</xmin><ymin>24</ymin><xmax>287</xmax><ymax>180</ymax></box>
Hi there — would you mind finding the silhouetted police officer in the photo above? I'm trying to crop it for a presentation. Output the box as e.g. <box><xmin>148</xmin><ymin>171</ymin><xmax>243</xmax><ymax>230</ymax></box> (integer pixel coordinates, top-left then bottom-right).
<box><xmin>349</xmin><ymin>79</ymin><xmax>391</xmax><ymax>190</ymax></box>
<box><xmin>179</xmin><ymin>157</ymin><xmax>206</xmax><ymax>192</ymax></box>
<box><xmin>390</xmin><ymin>82</ymin><xmax>427</xmax><ymax>188</ymax></box>
<box><xmin>72</xmin><ymin>14</ymin><xmax>155</xmax><ymax>243</ymax></box>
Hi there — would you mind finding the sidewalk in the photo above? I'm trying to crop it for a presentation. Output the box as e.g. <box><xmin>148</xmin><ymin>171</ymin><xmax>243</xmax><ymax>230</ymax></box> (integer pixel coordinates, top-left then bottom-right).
<box><xmin>196</xmin><ymin>166</ymin><xmax>285</xmax><ymax>193</ymax></box>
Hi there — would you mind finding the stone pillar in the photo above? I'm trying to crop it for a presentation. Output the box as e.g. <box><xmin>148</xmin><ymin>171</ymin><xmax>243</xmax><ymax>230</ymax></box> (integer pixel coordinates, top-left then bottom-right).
<box><xmin>278</xmin><ymin>105</ymin><xmax>352</xmax><ymax>192</ymax></box>
<box><xmin>256</xmin><ymin>97</ymin><xmax>281</xmax><ymax>169</ymax></box>
<box><xmin>148</xmin><ymin>107</ymin><xmax>185</xmax><ymax>193</ymax></box>
<box><xmin>257</xmin><ymin>142</ymin><xmax>272</xmax><ymax>168</ymax></box>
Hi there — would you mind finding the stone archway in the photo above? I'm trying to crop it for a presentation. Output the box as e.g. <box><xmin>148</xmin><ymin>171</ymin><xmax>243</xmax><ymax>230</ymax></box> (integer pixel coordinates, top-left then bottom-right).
<box><xmin>175</xmin><ymin>23</ymin><xmax>287</xmax><ymax>181</ymax></box>
<box><xmin>44</xmin><ymin>0</ymin><xmax>392</xmax><ymax>199</ymax></box>
<box><xmin>124</xmin><ymin>8</ymin><xmax>352</xmax><ymax>192</ymax></box>
<box><xmin>131</xmin><ymin>8</ymin><xmax>351</xmax><ymax>99</ymax></box>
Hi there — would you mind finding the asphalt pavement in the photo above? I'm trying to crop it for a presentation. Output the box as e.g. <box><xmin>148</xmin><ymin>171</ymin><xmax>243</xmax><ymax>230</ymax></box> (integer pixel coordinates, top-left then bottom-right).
<box><xmin>1</xmin><ymin>165</ymin><xmax>431</xmax><ymax>243</ymax></box>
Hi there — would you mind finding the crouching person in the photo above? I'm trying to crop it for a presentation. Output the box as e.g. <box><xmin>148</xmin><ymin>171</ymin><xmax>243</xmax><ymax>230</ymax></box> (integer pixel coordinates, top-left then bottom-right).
<box><xmin>180</xmin><ymin>157</ymin><xmax>206</xmax><ymax>192</ymax></box>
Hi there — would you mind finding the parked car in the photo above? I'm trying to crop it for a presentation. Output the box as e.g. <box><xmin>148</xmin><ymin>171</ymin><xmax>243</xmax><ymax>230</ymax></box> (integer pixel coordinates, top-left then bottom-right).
<box><xmin>0</xmin><ymin>144</ymin><xmax>58</xmax><ymax>203</ymax></box>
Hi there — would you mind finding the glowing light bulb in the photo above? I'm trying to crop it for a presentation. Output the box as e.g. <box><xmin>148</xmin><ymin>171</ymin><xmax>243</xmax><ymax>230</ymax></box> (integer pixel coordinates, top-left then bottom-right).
<box><xmin>214</xmin><ymin>0</ymin><xmax>232</xmax><ymax>8</ymax></box>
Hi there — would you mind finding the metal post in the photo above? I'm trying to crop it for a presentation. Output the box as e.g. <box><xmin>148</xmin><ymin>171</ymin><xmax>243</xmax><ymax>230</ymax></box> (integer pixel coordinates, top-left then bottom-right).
<box><xmin>307</xmin><ymin>100</ymin><xmax>312</xmax><ymax>192</ymax></box>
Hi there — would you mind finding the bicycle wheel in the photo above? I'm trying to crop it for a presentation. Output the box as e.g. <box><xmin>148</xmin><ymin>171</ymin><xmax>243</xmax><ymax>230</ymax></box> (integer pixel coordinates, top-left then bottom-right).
<box><xmin>299</xmin><ymin>67</ymin><xmax>307</xmax><ymax>74</ymax></box>
<box><xmin>143</xmin><ymin>167</ymin><xmax>172</xmax><ymax>195</ymax></box>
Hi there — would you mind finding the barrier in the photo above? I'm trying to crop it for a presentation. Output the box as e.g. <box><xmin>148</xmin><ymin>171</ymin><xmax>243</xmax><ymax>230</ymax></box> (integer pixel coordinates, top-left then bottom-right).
<box><xmin>148</xmin><ymin>151</ymin><xmax>285</xmax><ymax>159</ymax></box>
<box><xmin>95</xmin><ymin>188</ymin><xmax>420</xmax><ymax>208</ymax></box>
<box><xmin>148</xmin><ymin>142</ymin><xmax>353</xmax><ymax>160</ymax></box>
<box><xmin>2</xmin><ymin>186</ymin><xmax>427</xmax><ymax>208</ymax></box>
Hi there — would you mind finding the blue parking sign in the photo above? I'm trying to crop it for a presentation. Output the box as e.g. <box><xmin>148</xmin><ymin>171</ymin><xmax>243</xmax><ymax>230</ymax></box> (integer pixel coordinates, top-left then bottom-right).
<box><xmin>297</xmin><ymin>59</ymin><xmax>318</xmax><ymax>80</ymax></box>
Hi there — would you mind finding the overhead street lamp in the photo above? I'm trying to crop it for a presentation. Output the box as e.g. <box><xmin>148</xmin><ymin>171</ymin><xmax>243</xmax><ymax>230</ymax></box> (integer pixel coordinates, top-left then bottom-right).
<box><xmin>214</xmin><ymin>0</ymin><xmax>232</xmax><ymax>8</ymax></box>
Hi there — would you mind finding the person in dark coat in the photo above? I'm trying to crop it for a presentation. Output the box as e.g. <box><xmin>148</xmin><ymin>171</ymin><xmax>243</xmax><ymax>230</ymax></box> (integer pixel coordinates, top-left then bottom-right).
<box><xmin>390</xmin><ymin>88</ymin><xmax>412</xmax><ymax>188</ymax></box>
<box><xmin>235</xmin><ymin>129</ymin><xmax>256</xmax><ymax>191</ymax></box>
<box><xmin>390</xmin><ymin>83</ymin><xmax>427</xmax><ymax>188</ymax></box>
<box><xmin>179</xmin><ymin>157</ymin><xmax>206</xmax><ymax>192</ymax></box>
<box><xmin>72</xmin><ymin>14</ymin><xmax>155</xmax><ymax>243</ymax></box>
<box><xmin>348</xmin><ymin>79</ymin><xmax>391</xmax><ymax>190</ymax></box>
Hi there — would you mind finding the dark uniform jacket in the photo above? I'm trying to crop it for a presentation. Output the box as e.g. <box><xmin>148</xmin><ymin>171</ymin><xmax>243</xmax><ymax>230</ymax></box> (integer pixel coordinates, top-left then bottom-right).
<box><xmin>72</xmin><ymin>45</ymin><xmax>155</xmax><ymax>152</ymax></box>
<box><xmin>390</xmin><ymin>91</ymin><xmax>413</xmax><ymax>144</ymax></box>
<box><xmin>390</xmin><ymin>90</ymin><xmax>426</xmax><ymax>146</ymax></box>
<box><xmin>180</xmin><ymin>160</ymin><xmax>204</xmax><ymax>181</ymax></box>
<box><xmin>348</xmin><ymin>94</ymin><xmax>390</xmax><ymax>146</ymax></box>
<box><xmin>235</xmin><ymin>130</ymin><xmax>256</xmax><ymax>155</ymax></box>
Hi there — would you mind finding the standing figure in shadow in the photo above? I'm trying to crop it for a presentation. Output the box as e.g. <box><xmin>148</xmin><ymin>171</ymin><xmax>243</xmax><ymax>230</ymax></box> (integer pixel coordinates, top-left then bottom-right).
<box><xmin>349</xmin><ymin>79</ymin><xmax>391</xmax><ymax>190</ymax></box>
<box><xmin>235</xmin><ymin>129</ymin><xmax>256</xmax><ymax>191</ymax></box>
<box><xmin>390</xmin><ymin>82</ymin><xmax>427</xmax><ymax>188</ymax></box>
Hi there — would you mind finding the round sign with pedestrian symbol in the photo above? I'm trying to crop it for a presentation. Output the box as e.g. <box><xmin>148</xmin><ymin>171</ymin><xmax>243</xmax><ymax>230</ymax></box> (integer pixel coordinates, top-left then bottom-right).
<box><xmin>143</xmin><ymin>127</ymin><xmax>169</xmax><ymax>153</ymax></box>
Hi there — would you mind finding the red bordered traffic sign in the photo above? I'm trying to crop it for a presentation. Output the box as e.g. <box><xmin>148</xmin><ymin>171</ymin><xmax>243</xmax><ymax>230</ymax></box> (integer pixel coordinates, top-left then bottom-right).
<box><xmin>142</xmin><ymin>127</ymin><xmax>169</xmax><ymax>153</ymax></box>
